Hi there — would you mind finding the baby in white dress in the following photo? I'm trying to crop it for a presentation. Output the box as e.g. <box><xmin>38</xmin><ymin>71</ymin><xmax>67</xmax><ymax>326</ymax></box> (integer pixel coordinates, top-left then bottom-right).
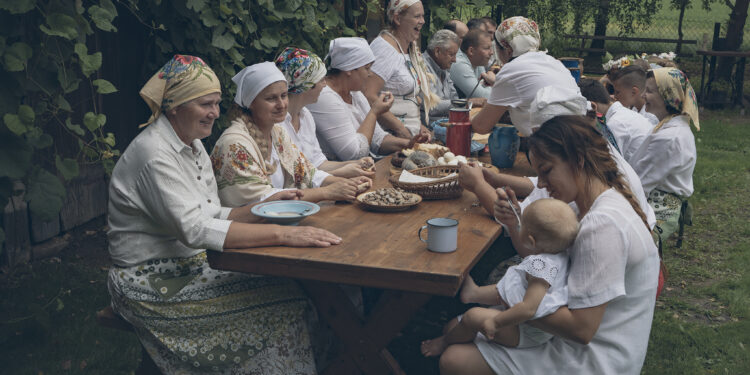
<box><xmin>422</xmin><ymin>198</ymin><xmax>579</xmax><ymax>356</ymax></box>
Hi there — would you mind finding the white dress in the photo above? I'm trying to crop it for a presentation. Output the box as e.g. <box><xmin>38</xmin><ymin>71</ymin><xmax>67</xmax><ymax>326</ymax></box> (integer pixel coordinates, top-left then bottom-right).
<box><xmin>476</xmin><ymin>189</ymin><xmax>660</xmax><ymax>375</ymax></box>
<box><xmin>604</xmin><ymin>101</ymin><xmax>653</xmax><ymax>164</ymax></box>
<box><xmin>280</xmin><ymin>108</ymin><xmax>329</xmax><ymax>168</ymax></box>
<box><xmin>629</xmin><ymin>115</ymin><xmax>696</xmax><ymax>197</ymax></box>
<box><xmin>495</xmin><ymin>253</ymin><xmax>569</xmax><ymax>319</ymax></box>
<box><xmin>307</xmin><ymin>86</ymin><xmax>388</xmax><ymax>161</ymax></box>
<box><xmin>488</xmin><ymin>52</ymin><xmax>579</xmax><ymax>136</ymax></box>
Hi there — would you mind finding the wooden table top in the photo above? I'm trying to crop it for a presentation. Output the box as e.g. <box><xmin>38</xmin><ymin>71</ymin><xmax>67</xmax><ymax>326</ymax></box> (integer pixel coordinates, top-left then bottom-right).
<box><xmin>208</xmin><ymin>153</ymin><xmax>535</xmax><ymax>297</ymax></box>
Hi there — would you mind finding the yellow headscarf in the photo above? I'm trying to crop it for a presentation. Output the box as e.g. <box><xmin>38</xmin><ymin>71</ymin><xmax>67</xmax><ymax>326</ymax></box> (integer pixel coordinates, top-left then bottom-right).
<box><xmin>139</xmin><ymin>55</ymin><xmax>221</xmax><ymax>128</ymax></box>
<box><xmin>653</xmin><ymin>67</ymin><xmax>700</xmax><ymax>132</ymax></box>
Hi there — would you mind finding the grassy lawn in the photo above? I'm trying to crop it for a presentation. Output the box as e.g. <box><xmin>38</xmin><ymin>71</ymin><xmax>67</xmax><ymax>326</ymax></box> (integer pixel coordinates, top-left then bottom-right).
<box><xmin>1</xmin><ymin>109</ymin><xmax>748</xmax><ymax>374</ymax></box>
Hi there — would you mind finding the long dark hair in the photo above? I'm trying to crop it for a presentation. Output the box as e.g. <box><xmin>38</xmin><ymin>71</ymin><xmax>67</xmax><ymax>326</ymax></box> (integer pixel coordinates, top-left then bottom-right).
<box><xmin>527</xmin><ymin>115</ymin><xmax>649</xmax><ymax>230</ymax></box>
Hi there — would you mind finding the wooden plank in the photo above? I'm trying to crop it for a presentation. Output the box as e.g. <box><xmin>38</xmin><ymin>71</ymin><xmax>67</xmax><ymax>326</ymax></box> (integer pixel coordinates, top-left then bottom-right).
<box><xmin>564</xmin><ymin>34</ymin><xmax>697</xmax><ymax>44</ymax></box>
<box><xmin>565</xmin><ymin>47</ymin><xmax>606</xmax><ymax>53</ymax></box>
<box><xmin>30</xmin><ymin>214</ymin><xmax>60</xmax><ymax>244</ymax></box>
<box><xmin>3</xmin><ymin>195</ymin><xmax>31</xmax><ymax>266</ymax></box>
<box><xmin>697</xmin><ymin>50</ymin><xmax>750</xmax><ymax>57</ymax></box>
<box><xmin>60</xmin><ymin>165</ymin><xmax>108</xmax><ymax>231</ymax></box>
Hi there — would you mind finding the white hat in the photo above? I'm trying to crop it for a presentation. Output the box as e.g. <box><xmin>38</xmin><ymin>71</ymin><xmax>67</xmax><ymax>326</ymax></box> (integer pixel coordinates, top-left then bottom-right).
<box><xmin>526</xmin><ymin>86</ymin><xmax>587</xmax><ymax>135</ymax></box>
<box><xmin>232</xmin><ymin>62</ymin><xmax>286</xmax><ymax>107</ymax></box>
<box><xmin>326</xmin><ymin>37</ymin><xmax>375</xmax><ymax>72</ymax></box>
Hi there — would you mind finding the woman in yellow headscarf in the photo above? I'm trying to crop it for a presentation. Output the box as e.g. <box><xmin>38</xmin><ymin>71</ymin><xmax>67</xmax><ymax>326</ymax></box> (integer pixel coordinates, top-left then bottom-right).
<box><xmin>107</xmin><ymin>55</ymin><xmax>341</xmax><ymax>374</ymax></box>
<box><xmin>630</xmin><ymin>67</ymin><xmax>699</xmax><ymax>241</ymax></box>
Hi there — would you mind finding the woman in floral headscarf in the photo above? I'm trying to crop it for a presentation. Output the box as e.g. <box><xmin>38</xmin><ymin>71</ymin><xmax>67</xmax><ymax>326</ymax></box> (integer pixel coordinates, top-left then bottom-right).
<box><xmin>107</xmin><ymin>55</ymin><xmax>342</xmax><ymax>374</ymax></box>
<box><xmin>630</xmin><ymin>67</ymin><xmax>698</xmax><ymax>240</ymax></box>
<box><xmin>275</xmin><ymin>46</ymin><xmax>376</xmax><ymax>177</ymax></box>
<box><xmin>363</xmin><ymin>0</ymin><xmax>439</xmax><ymax>139</ymax></box>
<box><xmin>211</xmin><ymin>62</ymin><xmax>370</xmax><ymax>207</ymax></box>
<box><xmin>471</xmin><ymin>16</ymin><xmax>580</xmax><ymax>137</ymax></box>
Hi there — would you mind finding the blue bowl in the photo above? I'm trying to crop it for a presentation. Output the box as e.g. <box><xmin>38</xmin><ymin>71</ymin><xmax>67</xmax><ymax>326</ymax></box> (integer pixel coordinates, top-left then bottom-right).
<box><xmin>251</xmin><ymin>201</ymin><xmax>320</xmax><ymax>225</ymax></box>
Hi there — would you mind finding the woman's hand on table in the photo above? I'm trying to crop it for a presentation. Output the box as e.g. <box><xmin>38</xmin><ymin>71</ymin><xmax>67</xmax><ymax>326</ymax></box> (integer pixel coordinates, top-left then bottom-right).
<box><xmin>406</xmin><ymin>132</ymin><xmax>430</xmax><ymax>149</ymax></box>
<box><xmin>335</xmin><ymin>162</ymin><xmax>375</xmax><ymax>179</ymax></box>
<box><xmin>457</xmin><ymin>161</ymin><xmax>485</xmax><ymax>191</ymax></box>
<box><xmin>372</xmin><ymin>91</ymin><xmax>395</xmax><ymax>116</ymax></box>
<box><xmin>263</xmin><ymin>189</ymin><xmax>304</xmax><ymax>202</ymax></box>
<box><xmin>493</xmin><ymin>187</ymin><xmax>521</xmax><ymax>229</ymax></box>
<box><xmin>323</xmin><ymin>178</ymin><xmax>360</xmax><ymax>201</ymax></box>
<box><xmin>280</xmin><ymin>226</ymin><xmax>342</xmax><ymax>247</ymax></box>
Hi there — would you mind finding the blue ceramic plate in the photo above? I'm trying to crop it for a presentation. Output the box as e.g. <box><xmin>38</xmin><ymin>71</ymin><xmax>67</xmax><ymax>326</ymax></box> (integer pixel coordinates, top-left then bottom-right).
<box><xmin>251</xmin><ymin>201</ymin><xmax>320</xmax><ymax>225</ymax></box>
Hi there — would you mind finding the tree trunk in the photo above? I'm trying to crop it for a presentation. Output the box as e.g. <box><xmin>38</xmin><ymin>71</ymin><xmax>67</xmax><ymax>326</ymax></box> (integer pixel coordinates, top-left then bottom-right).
<box><xmin>677</xmin><ymin>0</ymin><xmax>688</xmax><ymax>54</ymax></box>
<box><xmin>591</xmin><ymin>0</ymin><xmax>610</xmax><ymax>52</ymax></box>
<box><xmin>717</xmin><ymin>0</ymin><xmax>749</xmax><ymax>80</ymax></box>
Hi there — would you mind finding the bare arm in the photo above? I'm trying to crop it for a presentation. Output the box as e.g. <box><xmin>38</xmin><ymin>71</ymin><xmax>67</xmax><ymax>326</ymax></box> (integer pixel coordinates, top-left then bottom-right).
<box><xmin>223</xmin><ymin>222</ymin><xmax>342</xmax><ymax>249</ymax></box>
<box><xmin>363</xmin><ymin>73</ymin><xmax>411</xmax><ymax>138</ymax></box>
<box><xmin>482</xmin><ymin>169</ymin><xmax>535</xmax><ymax>197</ymax></box>
<box><xmin>471</xmin><ymin>103</ymin><xmax>508</xmax><ymax>134</ymax></box>
<box><xmin>527</xmin><ymin>303</ymin><xmax>608</xmax><ymax>345</ymax></box>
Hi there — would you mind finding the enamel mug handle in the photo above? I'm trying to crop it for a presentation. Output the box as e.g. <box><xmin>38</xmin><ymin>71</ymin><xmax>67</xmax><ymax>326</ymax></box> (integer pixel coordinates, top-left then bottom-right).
<box><xmin>418</xmin><ymin>225</ymin><xmax>428</xmax><ymax>243</ymax></box>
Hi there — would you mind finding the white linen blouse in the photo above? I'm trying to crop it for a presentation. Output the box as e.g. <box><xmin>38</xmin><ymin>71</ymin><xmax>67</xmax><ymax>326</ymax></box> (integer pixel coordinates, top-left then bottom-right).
<box><xmin>605</xmin><ymin>101</ymin><xmax>653</xmax><ymax>164</ymax></box>
<box><xmin>307</xmin><ymin>86</ymin><xmax>387</xmax><ymax>161</ymax></box>
<box><xmin>107</xmin><ymin>114</ymin><xmax>232</xmax><ymax>267</ymax></box>
<box><xmin>629</xmin><ymin>115</ymin><xmax>696</xmax><ymax>197</ymax></box>
<box><xmin>369</xmin><ymin>36</ymin><xmax>416</xmax><ymax>96</ymax></box>
<box><xmin>476</xmin><ymin>189</ymin><xmax>660</xmax><ymax>375</ymax></box>
<box><xmin>280</xmin><ymin>108</ymin><xmax>329</xmax><ymax>168</ymax></box>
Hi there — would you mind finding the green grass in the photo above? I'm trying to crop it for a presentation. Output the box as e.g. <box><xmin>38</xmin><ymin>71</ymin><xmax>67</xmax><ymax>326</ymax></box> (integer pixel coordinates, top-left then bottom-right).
<box><xmin>1</xmin><ymin>110</ymin><xmax>748</xmax><ymax>374</ymax></box>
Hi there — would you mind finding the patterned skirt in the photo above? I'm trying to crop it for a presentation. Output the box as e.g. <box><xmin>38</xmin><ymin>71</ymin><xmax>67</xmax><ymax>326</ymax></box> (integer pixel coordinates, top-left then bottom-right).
<box><xmin>647</xmin><ymin>189</ymin><xmax>687</xmax><ymax>241</ymax></box>
<box><xmin>107</xmin><ymin>252</ymin><xmax>321</xmax><ymax>375</ymax></box>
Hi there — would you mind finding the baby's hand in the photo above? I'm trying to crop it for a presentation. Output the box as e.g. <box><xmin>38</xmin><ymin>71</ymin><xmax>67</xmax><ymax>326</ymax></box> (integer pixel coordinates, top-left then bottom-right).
<box><xmin>481</xmin><ymin>317</ymin><xmax>499</xmax><ymax>341</ymax></box>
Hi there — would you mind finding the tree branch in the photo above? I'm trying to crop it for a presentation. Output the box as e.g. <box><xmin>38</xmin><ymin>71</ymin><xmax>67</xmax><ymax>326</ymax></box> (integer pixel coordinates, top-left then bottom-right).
<box><xmin>724</xmin><ymin>0</ymin><xmax>735</xmax><ymax>11</ymax></box>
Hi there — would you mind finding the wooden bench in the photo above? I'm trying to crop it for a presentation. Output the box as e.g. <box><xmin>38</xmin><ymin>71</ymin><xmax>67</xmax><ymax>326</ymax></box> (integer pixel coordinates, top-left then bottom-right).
<box><xmin>564</xmin><ymin>34</ymin><xmax>698</xmax><ymax>57</ymax></box>
<box><xmin>96</xmin><ymin>306</ymin><xmax>161</xmax><ymax>375</ymax></box>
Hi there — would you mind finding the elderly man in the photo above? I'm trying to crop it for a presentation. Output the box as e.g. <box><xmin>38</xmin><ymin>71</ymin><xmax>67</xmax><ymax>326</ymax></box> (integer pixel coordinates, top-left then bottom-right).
<box><xmin>449</xmin><ymin>29</ymin><xmax>495</xmax><ymax>99</ymax></box>
<box><xmin>443</xmin><ymin>19</ymin><xmax>468</xmax><ymax>43</ymax></box>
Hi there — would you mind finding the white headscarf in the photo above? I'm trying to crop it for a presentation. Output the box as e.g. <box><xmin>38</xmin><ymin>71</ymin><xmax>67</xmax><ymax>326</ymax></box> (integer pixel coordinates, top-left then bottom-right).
<box><xmin>387</xmin><ymin>0</ymin><xmax>420</xmax><ymax>23</ymax></box>
<box><xmin>326</xmin><ymin>37</ymin><xmax>375</xmax><ymax>72</ymax></box>
<box><xmin>232</xmin><ymin>62</ymin><xmax>286</xmax><ymax>107</ymax></box>
<box><xmin>526</xmin><ymin>86</ymin><xmax>587</xmax><ymax>135</ymax></box>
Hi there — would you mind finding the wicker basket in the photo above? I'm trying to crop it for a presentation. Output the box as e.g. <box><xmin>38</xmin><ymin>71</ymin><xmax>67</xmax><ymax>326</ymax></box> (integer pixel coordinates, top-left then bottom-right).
<box><xmin>389</xmin><ymin>165</ymin><xmax>463</xmax><ymax>200</ymax></box>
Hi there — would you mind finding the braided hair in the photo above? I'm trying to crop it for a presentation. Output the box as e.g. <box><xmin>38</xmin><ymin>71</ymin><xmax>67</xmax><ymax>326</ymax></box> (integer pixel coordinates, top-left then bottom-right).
<box><xmin>527</xmin><ymin>115</ymin><xmax>650</xmax><ymax>231</ymax></box>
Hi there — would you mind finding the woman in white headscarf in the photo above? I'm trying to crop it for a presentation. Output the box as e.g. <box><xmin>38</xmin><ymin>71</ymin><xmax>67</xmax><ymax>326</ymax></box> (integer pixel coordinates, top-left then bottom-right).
<box><xmin>471</xmin><ymin>16</ymin><xmax>580</xmax><ymax>137</ymax></box>
<box><xmin>307</xmin><ymin>37</ymin><xmax>427</xmax><ymax>161</ymax></box>
<box><xmin>363</xmin><ymin>0</ymin><xmax>439</xmax><ymax>139</ymax></box>
<box><xmin>274</xmin><ymin>47</ymin><xmax>376</xmax><ymax>177</ymax></box>
<box><xmin>211</xmin><ymin>62</ymin><xmax>370</xmax><ymax>206</ymax></box>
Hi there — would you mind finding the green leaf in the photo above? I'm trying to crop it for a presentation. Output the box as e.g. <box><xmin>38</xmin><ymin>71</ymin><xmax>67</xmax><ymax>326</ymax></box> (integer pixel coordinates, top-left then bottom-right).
<box><xmin>102</xmin><ymin>158</ymin><xmax>115</xmax><ymax>175</ymax></box>
<box><xmin>0</xmin><ymin>0</ymin><xmax>35</xmax><ymax>14</ymax></box>
<box><xmin>55</xmin><ymin>155</ymin><xmax>79</xmax><ymax>180</ymax></box>
<box><xmin>26</xmin><ymin>127</ymin><xmax>53</xmax><ymax>149</ymax></box>
<box><xmin>18</xmin><ymin>105</ymin><xmax>34</xmax><ymax>125</ymax></box>
<box><xmin>55</xmin><ymin>298</ymin><xmax>64</xmax><ymax>312</ymax></box>
<box><xmin>83</xmin><ymin>112</ymin><xmax>106</xmax><ymax>131</ymax></box>
<box><xmin>0</xmin><ymin>132</ymin><xmax>33</xmax><ymax>179</ymax></box>
<box><xmin>211</xmin><ymin>31</ymin><xmax>235</xmax><ymax>50</ymax></box>
<box><xmin>39</xmin><ymin>13</ymin><xmax>80</xmax><ymax>40</ymax></box>
<box><xmin>92</xmin><ymin>79</ymin><xmax>117</xmax><ymax>94</ymax></box>
<box><xmin>219</xmin><ymin>4</ymin><xmax>231</xmax><ymax>15</ymax></box>
<box><xmin>27</xmin><ymin>168</ymin><xmax>66</xmax><ymax>222</ymax></box>
<box><xmin>56</xmin><ymin>95</ymin><xmax>72</xmax><ymax>112</ymax></box>
<box><xmin>244</xmin><ymin>19</ymin><xmax>257</xmax><ymax>33</ymax></box>
<box><xmin>3</xmin><ymin>42</ymin><xmax>33</xmax><ymax>72</ymax></box>
<box><xmin>75</xmin><ymin>43</ymin><xmax>103</xmax><ymax>77</ymax></box>
<box><xmin>88</xmin><ymin>5</ymin><xmax>117</xmax><ymax>32</ymax></box>
<box><xmin>186</xmin><ymin>0</ymin><xmax>206</xmax><ymax>11</ymax></box>
<box><xmin>57</xmin><ymin>67</ymin><xmax>80</xmax><ymax>94</ymax></box>
<box><xmin>200</xmin><ymin>10</ymin><xmax>221</xmax><ymax>27</ymax></box>
<box><xmin>3</xmin><ymin>114</ymin><xmax>26</xmax><ymax>136</ymax></box>
<box><xmin>259</xmin><ymin>33</ymin><xmax>279</xmax><ymax>49</ymax></box>
<box><xmin>65</xmin><ymin>118</ymin><xmax>85</xmax><ymax>136</ymax></box>
<box><xmin>100</xmin><ymin>132</ymin><xmax>116</xmax><ymax>147</ymax></box>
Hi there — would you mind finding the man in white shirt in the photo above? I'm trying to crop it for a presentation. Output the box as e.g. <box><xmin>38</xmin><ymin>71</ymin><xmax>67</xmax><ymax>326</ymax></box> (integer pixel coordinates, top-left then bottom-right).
<box><xmin>610</xmin><ymin>65</ymin><xmax>659</xmax><ymax>125</ymax></box>
<box><xmin>449</xmin><ymin>29</ymin><xmax>495</xmax><ymax>99</ymax></box>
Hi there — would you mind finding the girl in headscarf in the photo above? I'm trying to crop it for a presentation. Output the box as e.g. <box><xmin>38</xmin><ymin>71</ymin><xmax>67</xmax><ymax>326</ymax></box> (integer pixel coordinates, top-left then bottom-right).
<box><xmin>471</xmin><ymin>16</ymin><xmax>581</xmax><ymax>137</ymax></box>
<box><xmin>211</xmin><ymin>62</ymin><xmax>370</xmax><ymax>206</ymax></box>
<box><xmin>630</xmin><ymin>67</ymin><xmax>698</xmax><ymax>240</ymax></box>
<box><xmin>275</xmin><ymin>46</ymin><xmax>376</xmax><ymax>176</ymax></box>
<box><xmin>107</xmin><ymin>55</ymin><xmax>342</xmax><ymax>374</ymax></box>
<box><xmin>307</xmin><ymin>37</ymin><xmax>426</xmax><ymax>161</ymax></box>
<box><xmin>363</xmin><ymin>0</ymin><xmax>439</xmax><ymax>139</ymax></box>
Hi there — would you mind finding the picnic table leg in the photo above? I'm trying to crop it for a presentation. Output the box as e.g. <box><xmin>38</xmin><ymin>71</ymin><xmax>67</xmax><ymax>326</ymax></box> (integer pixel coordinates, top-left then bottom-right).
<box><xmin>300</xmin><ymin>280</ymin><xmax>431</xmax><ymax>375</ymax></box>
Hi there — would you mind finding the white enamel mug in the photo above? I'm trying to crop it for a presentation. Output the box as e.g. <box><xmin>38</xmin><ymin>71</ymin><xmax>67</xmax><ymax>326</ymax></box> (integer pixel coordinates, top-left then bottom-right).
<box><xmin>418</xmin><ymin>218</ymin><xmax>458</xmax><ymax>253</ymax></box>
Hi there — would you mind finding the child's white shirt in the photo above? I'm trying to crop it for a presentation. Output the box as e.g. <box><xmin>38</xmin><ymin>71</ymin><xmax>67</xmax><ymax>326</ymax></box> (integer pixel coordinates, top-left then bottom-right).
<box><xmin>495</xmin><ymin>252</ymin><xmax>569</xmax><ymax>319</ymax></box>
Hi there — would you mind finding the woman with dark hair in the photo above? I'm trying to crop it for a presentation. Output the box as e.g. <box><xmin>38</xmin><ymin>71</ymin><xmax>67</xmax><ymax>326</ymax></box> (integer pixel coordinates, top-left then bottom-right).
<box><xmin>440</xmin><ymin>115</ymin><xmax>659</xmax><ymax>375</ymax></box>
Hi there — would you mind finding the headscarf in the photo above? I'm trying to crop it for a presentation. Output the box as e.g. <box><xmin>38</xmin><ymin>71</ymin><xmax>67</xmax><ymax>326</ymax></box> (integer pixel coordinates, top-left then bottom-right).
<box><xmin>495</xmin><ymin>16</ymin><xmax>541</xmax><ymax>57</ymax></box>
<box><xmin>232</xmin><ymin>62</ymin><xmax>287</xmax><ymax>108</ymax></box>
<box><xmin>139</xmin><ymin>55</ymin><xmax>221</xmax><ymax>128</ymax></box>
<box><xmin>526</xmin><ymin>86</ymin><xmax>587</xmax><ymax>135</ymax></box>
<box><xmin>274</xmin><ymin>47</ymin><xmax>327</xmax><ymax>94</ymax></box>
<box><xmin>326</xmin><ymin>37</ymin><xmax>375</xmax><ymax>72</ymax></box>
<box><xmin>652</xmin><ymin>67</ymin><xmax>700</xmax><ymax>131</ymax></box>
<box><xmin>383</xmin><ymin>0</ymin><xmax>439</xmax><ymax>114</ymax></box>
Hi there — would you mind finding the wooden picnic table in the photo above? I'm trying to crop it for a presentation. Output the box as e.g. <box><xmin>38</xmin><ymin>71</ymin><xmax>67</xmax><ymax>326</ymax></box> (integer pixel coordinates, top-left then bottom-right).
<box><xmin>207</xmin><ymin>153</ymin><xmax>534</xmax><ymax>374</ymax></box>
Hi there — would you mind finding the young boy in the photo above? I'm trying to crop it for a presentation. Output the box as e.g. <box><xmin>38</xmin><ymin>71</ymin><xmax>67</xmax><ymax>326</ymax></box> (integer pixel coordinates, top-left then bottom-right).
<box><xmin>578</xmin><ymin>78</ymin><xmax>652</xmax><ymax>164</ymax></box>
<box><xmin>609</xmin><ymin>65</ymin><xmax>659</xmax><ymax>125</ymax></box>
<box><xmin>421</xmin><ymin>198</ymin><xmax>579</xmax><ymax>356</ymax></box>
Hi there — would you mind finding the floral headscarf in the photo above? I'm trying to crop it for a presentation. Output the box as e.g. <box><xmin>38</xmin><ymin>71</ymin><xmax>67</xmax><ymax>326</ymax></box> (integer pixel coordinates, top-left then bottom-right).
<box><xmin>495</xmin><ymin>16</ymin><xmax>541</xmax><ymax>57</ymax></box>
<box><xmin>386</xmin><ymin>0</ymin><xmax>420</xmax><ymax>23</ymax></box>
<box><xmin>139</xmin><ymin>55</ymin><xmax>221</xmax><ymax>128</ymax></box>
<box><xmin>653</xmin><ymin>67</ymin><xmax>700</xmax><ymax>131</ymax></box>
<box><xmin>274</xmin><ymin>47</ymin><xmax>327</xmax><ymax>94</ymax></box>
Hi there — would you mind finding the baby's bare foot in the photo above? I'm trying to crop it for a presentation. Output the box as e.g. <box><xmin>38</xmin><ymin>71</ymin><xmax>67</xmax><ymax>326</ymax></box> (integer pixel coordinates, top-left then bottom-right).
<box><xmin>421</xmin><ymin>336</ymin><xmax>448</xmax><ymax>357</ymax></box>
<box><xmin>459</xmin><ymin>276</ymin><xmax>480</xmax><ymax>304</ymax></box>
